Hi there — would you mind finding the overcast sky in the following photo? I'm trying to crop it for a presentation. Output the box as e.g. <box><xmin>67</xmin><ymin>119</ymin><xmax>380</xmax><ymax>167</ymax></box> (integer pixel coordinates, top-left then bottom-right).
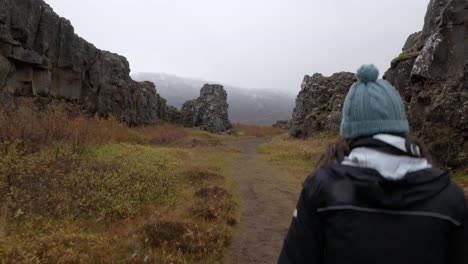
<box><xmin>45</xmin><ymin>0</ymin><xmax>429</xmax><ymax>92</ymax></box>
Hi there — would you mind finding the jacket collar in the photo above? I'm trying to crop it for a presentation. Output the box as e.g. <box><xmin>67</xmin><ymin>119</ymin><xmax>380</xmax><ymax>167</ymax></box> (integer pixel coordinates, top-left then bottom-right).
<box><xmin>342</xmin><ymin>134</ymin><xmax>432</xmax><ymax>181</ymax></box>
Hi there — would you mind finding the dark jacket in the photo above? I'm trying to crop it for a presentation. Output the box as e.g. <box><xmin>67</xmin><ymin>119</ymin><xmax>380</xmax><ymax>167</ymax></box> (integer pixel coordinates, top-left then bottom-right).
<box><xmin>278</xmin><ymin>137</ymin><xmax>468</xmax><ymax>264</ymax></box>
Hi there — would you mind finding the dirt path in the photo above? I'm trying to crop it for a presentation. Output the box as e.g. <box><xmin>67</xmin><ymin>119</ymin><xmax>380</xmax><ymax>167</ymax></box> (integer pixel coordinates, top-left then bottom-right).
<box><xmin>224</xmin><ymin>139</ymin><xmax>301</xmax><ymax>264</ymax></box>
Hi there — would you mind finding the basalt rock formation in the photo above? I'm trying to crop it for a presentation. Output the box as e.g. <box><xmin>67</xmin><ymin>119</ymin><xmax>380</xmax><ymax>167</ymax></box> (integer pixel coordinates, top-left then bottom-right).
<box><xmin>132</xmin><ymin>72</ymin><xmax>295</xmax><ymax>125</ymax></box>
<box><xmin>384</xmin><ymin>0</ymin><xmax>467</xmax><ymax>166</ymax></box>
<box><xmin>290</xmin><ymin>0</ymin><xmax>467</xmax><ymax>166</ymax></box>
<box><xmin>181</xmin><ymin>84</ymin><xmax>233</xmax><ymax>133</ymax></box>
<box><xmin>0</xmin><ymin>0</ymin><xmax>176</xmax><ymax>126</ymax></box>
<box><xmin>289</xmin><ymin>72</ymin><xmax>355</xmax><ymax>138</ymax></box>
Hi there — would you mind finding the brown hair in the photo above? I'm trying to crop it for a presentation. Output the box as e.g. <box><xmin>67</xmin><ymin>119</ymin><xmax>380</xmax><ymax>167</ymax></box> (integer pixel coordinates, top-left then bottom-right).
<box><xmin>315</xmin><ymin>134</ymin><xmax>431</xmax><ymax>169</ymax></box>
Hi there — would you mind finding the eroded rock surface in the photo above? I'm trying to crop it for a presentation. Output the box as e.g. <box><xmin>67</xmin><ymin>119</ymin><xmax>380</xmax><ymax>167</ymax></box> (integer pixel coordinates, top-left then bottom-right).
<box><xmin>289</xmin><ymin>72</ymin><xmax>355</xmax><ymax>138</ymax></box>
<box><xmin>181</xmin><ymin>84</ymin><xmax>232</xmax><ymax>133</ymax></box>
<box><xmin>384</xmin><ymin>0</ymin><xmax>467</xmax><ymax>166</ymax></box>
<box><xmin>290</xmin><ymin>0</ymin><xmax>467</xmax><ymax>166</ymax></box>
<box><xmin>0</xmin><ymin>0</ymin><xmax>175</xmax><ymax>125</ymax></box>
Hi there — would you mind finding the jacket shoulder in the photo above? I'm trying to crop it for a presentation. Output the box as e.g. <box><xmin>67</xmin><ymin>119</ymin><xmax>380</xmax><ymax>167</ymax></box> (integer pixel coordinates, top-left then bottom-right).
<box><xmin>303</xmin><ymin>166</ymin><xmax>338</xmax><ymax>189</ymax></box>
<box><xmin>302</xmin><ymin>166</ymin><xmax>349</xmax><ymax>206</ymax></box>
<box><xmin>444</xmin><ymin>178</ymin><xmax>467</xmax><ymax>220</ymax></box>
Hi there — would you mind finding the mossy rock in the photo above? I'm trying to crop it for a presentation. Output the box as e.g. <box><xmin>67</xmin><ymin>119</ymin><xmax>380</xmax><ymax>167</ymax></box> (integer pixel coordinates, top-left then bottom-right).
<box><xmin>305</xmin><ymin>110</ymin><xmax>328</xmax><ymax>122</ymax></box>
<box><xmin>391</xmin><ymin>51</ymin><xmax>421</xmax><ymax>68</ymax></box>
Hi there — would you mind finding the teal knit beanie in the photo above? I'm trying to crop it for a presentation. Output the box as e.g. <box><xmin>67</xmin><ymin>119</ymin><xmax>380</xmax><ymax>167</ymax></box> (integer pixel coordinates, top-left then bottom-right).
<box><xmin>340</xmin><ymin>64</ymin><xmax>410</xmax><ymax>139</ymax></box>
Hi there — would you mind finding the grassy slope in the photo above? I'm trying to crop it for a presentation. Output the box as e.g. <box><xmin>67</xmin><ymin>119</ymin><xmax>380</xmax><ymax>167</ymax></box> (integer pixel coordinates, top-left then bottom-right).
<box><xmin>1</xmin><ymin>136</ymin><xmax>241</xmax><ymax>264</ymax></box>
<box><xmin>258</xmin><ymin>133</ymin><xmax>338</xmax><ymax>186</ymax></box>
<box><xmin>0</xmin><ymin>104</ymin><xmax>244</xmax><ymax>263</ymax></box>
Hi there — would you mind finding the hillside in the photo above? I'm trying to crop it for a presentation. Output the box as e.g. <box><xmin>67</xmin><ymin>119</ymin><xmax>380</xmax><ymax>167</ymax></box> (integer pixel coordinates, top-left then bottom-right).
<box><xmin>132</xmin><ymin>73</ymin><xmax>295</xmax><ymax>125</ymax></box>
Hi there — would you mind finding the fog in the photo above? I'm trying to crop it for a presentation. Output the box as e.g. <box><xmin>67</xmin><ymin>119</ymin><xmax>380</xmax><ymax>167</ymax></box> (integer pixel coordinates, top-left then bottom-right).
<box><xmin>45</xmin><ymin>0</ymin><xmax>429</xmax><ymax>92</ymax></box>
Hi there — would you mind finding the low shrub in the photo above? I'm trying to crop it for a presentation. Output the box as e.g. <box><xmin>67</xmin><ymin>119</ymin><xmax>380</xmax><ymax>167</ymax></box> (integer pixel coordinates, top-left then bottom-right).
<box><xmin>234</xmin><ymin>123</ymin><xmax>286</xmax><ymax>138</ymax></box>
<box><xmin>0</xmin><ymin>143</ymin><xmax>183</xmax><ymax>223</ymax></box>
<box><xmin>136</xmin><ymin>124</ymin><xmax>188</xmax><ymax>145</ymax></box>
<box><xmin>0</xmin><ymin>226</ymin><xmax>112</xmax><ymax>264</ymax></box>
<box><xmin>0</xmin><ymin>100</ymin><xmax>237</xmax><ymax>263</ymax></box>
<box><xmin>142</xmin><ymin>220</ymin><xmax>231</xmax><ymax>260</ymax></box>
<box><xmin>0</xmin><ymin>102</ymin><xmax>135</xmax><ymax>151</ymax></box>
<box><xmin>181</xmin><ymin>168</ymin><xmax>224</xmax><ymax>185</ymax></box>
<box><xmin>192</xmin><ymin>186</ymin><xmax>235</xmax><ymax>223</ymax></box>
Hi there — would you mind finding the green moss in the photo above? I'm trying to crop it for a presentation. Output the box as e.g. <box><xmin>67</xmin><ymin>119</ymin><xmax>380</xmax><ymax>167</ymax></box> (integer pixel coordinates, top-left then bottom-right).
<box><xmin>0</xmin><ymin>143</ymin><xmax>184</xmax><ymax>222</ymax></box>
<box><xmin>391</xmin><ymin>51</ymin><xmax>421</xmax><ymax>68</ymax></box>
<box><xmin>305</xmin><ymin>110</ymin><xmax>328</xmax><ymax>121</ymax></box>
<box><xmin>0</xmin><ymin>141</ymin><xmax>241</xmax><ymax>262</ymax></box>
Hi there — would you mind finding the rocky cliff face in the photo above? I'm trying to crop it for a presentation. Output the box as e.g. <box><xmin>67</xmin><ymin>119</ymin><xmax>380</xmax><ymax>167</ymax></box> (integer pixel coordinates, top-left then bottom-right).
<box><xmin>181</xmin><ymin>84</ymin><xmax>232</xmax><ymax>133</ymax></box>
<box><xmin>289</xmin><ymin>72</ymin><xmax>355</xmax><ymax>138</ymax></box>
<box><xmin>290</xmin><ymin>0</ymin><xmax>467</xmax><ymax>166</ymax></box>
<box><xmin>384</xmin><ymin>0</ymin><xmax>467</xmax><ymax>166</ymax></box>
<box><xmin>0</xmin><ymin>0</ymin><xmax>176</xmax><ymax>126</ymax></box>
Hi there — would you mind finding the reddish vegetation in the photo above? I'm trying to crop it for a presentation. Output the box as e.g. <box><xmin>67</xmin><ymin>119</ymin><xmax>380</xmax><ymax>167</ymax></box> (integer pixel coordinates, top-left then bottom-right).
<box><xmin>0</xmin><ymin>100</ymin><xmax>237</xmax><ymax>262</ymax></box>
<box><xmin>136</xmin><ymin>124</ymin><xmax>189</xmax><ymax>145</ymax></box>
<box><xmin>234</xmin><ymin>123</ymin><xmax>286</xmax><ymax>138</ymax></box>
<box><xmin>0</xmin><ymin>102</ymin><xmax>133</xmax><ymax>149</ymax></box>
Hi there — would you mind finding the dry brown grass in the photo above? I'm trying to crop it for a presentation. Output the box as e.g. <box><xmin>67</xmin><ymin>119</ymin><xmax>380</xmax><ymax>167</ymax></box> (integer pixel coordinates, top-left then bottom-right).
<box><xmin>181</xmin><ymin>167</ymin><xmax>225</xmax><ymax>185</ymax></box>
<box><xmin>234</xmin><ymin>123</ymin><xmax>286</xmax><ymax>138</ymax></box>
<box><xmin>142</xmin><ymin>218</ymin><xmax>232</xmax><ymax>261</ymax></box>
<box><xmin>135</xmin><ymin>124</ymin><xmax>189</xmax><ymax>145</ymax></box>
<box><xmin>258</xmin><ymin>133</ymin><xmax>339</xmax><ymax>184</ymax></box>
<box><xmin>0</xmin><ymin>101</ymin><xmax>239</xmax><ymax>263</ymax></box>
<box><xmin>192</xmin><ymin>186</ymin><xmax>236</xmax><ymax>224</ymax></box>
<box><xmin>0</xmin><ymin>102</ymin><xmax>136</xmax><ymax>150</ymax></box>
<box><xmin>137</xmin><ymin>124</ymin><xmax>229</xmax><ymax>148</ymax></box>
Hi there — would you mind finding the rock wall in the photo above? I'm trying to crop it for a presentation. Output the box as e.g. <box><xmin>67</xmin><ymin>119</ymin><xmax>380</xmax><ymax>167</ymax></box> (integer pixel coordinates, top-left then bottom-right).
<box><xmin>290</xmin><ymin>0</ymin><xmax>467</xmax><ymax>166</ymax></box>
<box><xmin>0</xmin><ymin>0</ymin><xmax>176</xmax><ymax>126</ymax></box>
<box><xmin>384</xmin><ymin>0</ymin><xmax>467</xmax><ymax>166</ymax></box>
<box><xmin>289</xmin><ymin>72</ymin><xmax>355</xmax><ymax>138</ymax></box>
<box><xmin>181</xmin><ymin>84</ymin><xmax>232</xmax><ymax>133</ymax></box>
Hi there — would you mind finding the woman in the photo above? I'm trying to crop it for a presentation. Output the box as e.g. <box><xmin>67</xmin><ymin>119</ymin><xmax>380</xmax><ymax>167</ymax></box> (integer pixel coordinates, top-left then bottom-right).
<box><xmin>278</xmin><ymin>65</ymin><xmax>467</xmax><ymax>264</ymax></box>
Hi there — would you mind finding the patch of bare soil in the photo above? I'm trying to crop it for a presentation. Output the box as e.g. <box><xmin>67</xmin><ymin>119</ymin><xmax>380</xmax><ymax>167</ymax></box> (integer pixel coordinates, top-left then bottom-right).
<box><xmin>224</xmin><ymin>139</ymin><xmax>300</xmax><ymax>264</ymax></box>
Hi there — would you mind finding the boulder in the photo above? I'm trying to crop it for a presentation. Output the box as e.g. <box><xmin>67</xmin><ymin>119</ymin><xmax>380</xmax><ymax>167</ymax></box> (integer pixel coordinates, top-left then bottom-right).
<box><xmin>180</xmin><ymin>84</ymin><xmax>232</xmax><ymax>133</ymax></box>
<box><xmin>0</xmin><ymin>0</ymin><xmax>175</xmax><ymax>126</ymax></box>
<box><xmin>289</xmin><ymin>72</ymin><xmax>355</xmax><ymax>138</ymax></box>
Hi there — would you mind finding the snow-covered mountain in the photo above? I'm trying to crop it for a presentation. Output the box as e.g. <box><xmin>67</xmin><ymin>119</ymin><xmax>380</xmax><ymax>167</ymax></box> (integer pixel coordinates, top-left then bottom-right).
<box><xmin>132</xmin><ymin>72</ymin><xmax>295</xmax><ymax>125</ymax></box>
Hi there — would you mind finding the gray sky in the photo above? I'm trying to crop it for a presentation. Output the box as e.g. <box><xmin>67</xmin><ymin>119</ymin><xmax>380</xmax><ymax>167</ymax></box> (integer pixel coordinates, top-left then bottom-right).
<box><xmin>45</xmin><ymin>0</ymin><xmax>429</xmax><ymax>92</ymax></box>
